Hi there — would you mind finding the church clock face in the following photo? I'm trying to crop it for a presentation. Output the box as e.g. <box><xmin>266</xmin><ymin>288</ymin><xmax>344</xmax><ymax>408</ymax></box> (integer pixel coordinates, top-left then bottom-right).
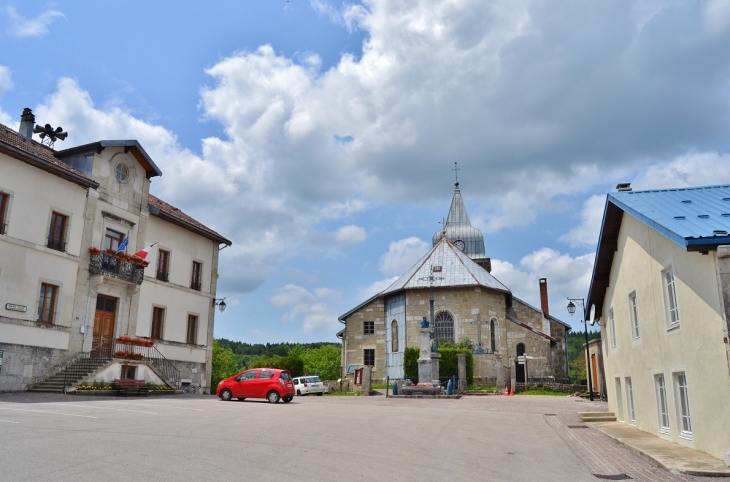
<box><xmin>454</xmin><ymin>239</ymin><xmax>465</xmax><ymax>251</ymax></box>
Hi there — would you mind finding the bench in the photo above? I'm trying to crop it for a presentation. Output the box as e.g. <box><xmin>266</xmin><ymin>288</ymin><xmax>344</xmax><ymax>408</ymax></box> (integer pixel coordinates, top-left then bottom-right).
<box><xmin>113</xmin><ymin>379</ymin><xmax>149</xmax><ymax>397</ymax></box>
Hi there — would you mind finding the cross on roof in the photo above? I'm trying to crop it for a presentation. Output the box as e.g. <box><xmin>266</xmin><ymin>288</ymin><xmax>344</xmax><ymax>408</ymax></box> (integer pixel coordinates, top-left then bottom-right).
<box><xmin>452</xmin><ymin>162</ymin><xmax>460</xmax><ymax>183</ymax></box>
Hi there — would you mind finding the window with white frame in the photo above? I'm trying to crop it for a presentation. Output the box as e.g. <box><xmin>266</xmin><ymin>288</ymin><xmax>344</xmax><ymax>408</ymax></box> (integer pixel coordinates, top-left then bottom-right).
<box><xmin>629</xmin><ymin>292</ymin><xmax>640</xmax><ymax>339</ymax></box>
<box><xmin>675</xmin><ymin>373</ymin><xmax>692</xmax><ymax>438</ymax></box>
<box><xmin>663</xmin><ymin>268</ymin><xmax>680</xmax><ymax>327</ymax></box>
<box><xmin>656</xmin><ymin>375</ymin><xmax>670</xmax><ymax>434</ymax></box>
<box><xmin>609</xmin><ymin>309</ymin><xmax>617</xmax><ymax>348</ymax></box>
<box><xmin>626</xmin><ymin>377</ymin><xmax>636</xmax><ymax>424</ymax></box>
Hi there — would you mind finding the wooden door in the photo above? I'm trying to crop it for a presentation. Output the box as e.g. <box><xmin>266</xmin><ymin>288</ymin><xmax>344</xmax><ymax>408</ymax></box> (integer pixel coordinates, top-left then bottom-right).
<box><xmin>92</xmin><ymin>296</ymin><xmax>116</xmax><ymax>358</ymax></box>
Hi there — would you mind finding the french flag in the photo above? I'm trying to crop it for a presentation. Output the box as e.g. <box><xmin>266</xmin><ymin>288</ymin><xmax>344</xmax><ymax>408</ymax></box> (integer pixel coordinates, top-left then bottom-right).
<box><xmin>133</xmin><ymin>243</ymin><xmax>157</xmax><ymax>259</ymax></box>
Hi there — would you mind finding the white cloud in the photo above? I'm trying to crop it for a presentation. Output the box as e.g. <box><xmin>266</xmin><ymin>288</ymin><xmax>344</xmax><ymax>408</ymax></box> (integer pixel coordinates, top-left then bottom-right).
<box><xmin>356</xmin><ymin>276</ymin><xmax>399</xmax><ymax>301</ymax></box>
<box><xmin>632</xmin><ymin>152</ymin><xmax>730</xmax><ymax>191</ymax></box>
<box><xmin>334</xmin><ymin>224</ymin><xmax>367</xmax><ymax>244</ymax></box>
<box><xmin>5</xmin><ymin>6</ymin><xmax>65</xmax><ymax>38</ymax></box>
<box><xmin>491</xmin><ymin>248</ymin><xmax>595</xmax><ymax>325</ymax></box>
<box><xmin>558</xmin><ymin>195</ymin><xmax>606</xmax><ymax>248</ymax></box>
<box><xmin>705</xmin><ymin>0</ymin><xmax>730</xmax><ymax>35</ymax></box>
<box><xmin>378</xmin><ymin>237</ymin><xmax>430</xmax><ymax>275</ymax></box>
<box><xmin>0</xmin><ymin>65</ymin><xmax>13</xmax><ymax>126</ymax></box>
<box><xmin>269</xmin><ymin>284</ymin><xmax>342</xmax><ymax>334</ymax></box>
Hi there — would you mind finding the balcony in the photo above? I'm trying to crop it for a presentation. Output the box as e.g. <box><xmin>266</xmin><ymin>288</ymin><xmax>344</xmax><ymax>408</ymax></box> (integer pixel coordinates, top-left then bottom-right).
<box><xmin>190</xmin><ymin>281</ymin><xmax>202</xmax><ymax>291</ymax></box>
<box><xmin>89</xmin><ymin>249</ymin><xmax>146</xmax><ymax>285</ymax></box>
<box><xmin>156</xmin><ymin>271</ymin><xmax>169</xmax><ymax>282</ymax></box>
<box><xmin>47</xmin><ymin>236</ymin><xmax>66</xmax><ymax>252</ymax></box>
<box><xmin>0</xmin><ymin>223</ymin><xmax>6</xmax><ymax>235</ymax></box>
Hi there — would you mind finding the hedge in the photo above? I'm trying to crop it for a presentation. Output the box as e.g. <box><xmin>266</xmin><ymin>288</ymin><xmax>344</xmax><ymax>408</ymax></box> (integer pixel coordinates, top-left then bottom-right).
<box><xmin>401</xmin><ymin>346</ymin><xmax>473</xmax><ymax>384</ymax></box>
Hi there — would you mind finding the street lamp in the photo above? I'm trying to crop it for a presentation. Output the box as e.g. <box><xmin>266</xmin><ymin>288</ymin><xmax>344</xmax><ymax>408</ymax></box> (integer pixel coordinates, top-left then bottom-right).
<box><xmin>213</xmin><ymin>298</ymin><xmax>227</xmax><ymax>313</ymax></box>
<box><xmin>566</xmin><ymin>297</ymin><xmax>594</xmax><ymax>402</ymax></box>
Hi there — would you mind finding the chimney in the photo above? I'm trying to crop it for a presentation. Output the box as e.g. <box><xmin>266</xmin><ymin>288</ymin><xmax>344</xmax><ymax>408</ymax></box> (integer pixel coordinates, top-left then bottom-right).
<box><xmin>19</xmin><ymin>108</ymin><xmax>35</xmax><ymax>139</ymax></box>
<box><xmin>539</xmin><ymin>278</ymin><xmax>549</xmax><ymax>318</ymax></box>
<box><xmin>616</xmin><ymin>182</ymin><xmax>632</xmax><ymax>192</ymax></box>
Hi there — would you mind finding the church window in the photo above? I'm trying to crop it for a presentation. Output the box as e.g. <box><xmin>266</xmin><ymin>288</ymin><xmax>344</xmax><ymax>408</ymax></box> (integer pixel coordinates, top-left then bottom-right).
<box><xmin>363</xmin><ymin>321</ymin><xmax>374</xmax><ymax>335</ymax></box>
<box><xmin>434</xmin><ymin>312</ymin><xmax>454</xmax><ymax>342</ymax></box>
<box><xmin>516</xmin><ymin>343</ymin><xmax>525</xmax><ymax>356</ymax></box>
<box><xmin>391</xmin><ymin>320</ymin><xmax>398</xmax><ymax>352</ymax></box>
<box><xmin>490</xmin><ymin>320</ymin><xmax>496</xmax><ymax>352</ymax></box>
<box><xmin>364</xmin><ymin>349</ymin><xmax>375</xmax><ymax>366</ymax></box>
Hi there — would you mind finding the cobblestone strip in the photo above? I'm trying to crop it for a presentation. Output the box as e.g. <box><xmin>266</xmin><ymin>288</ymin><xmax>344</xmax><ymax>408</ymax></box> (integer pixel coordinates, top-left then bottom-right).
<box><xmin>544</xmin><ymin>414</ymin><xmax>620</xmax><ymax>477</ymax></box>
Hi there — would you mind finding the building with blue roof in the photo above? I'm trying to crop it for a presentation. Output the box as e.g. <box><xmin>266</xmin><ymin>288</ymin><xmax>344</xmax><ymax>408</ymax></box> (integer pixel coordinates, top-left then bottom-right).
<box><xmin>586</xmin><ymin>183</ymin><xmax>730</xmax><ymax>462</ymax></box>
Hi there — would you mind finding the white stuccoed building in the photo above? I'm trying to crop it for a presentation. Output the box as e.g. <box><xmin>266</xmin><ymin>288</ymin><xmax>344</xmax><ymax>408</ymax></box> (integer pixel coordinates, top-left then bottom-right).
<box><xmin>0</xmin><ymin>108</ymin><xmax>231</xmax><ymax>393</ymax></box>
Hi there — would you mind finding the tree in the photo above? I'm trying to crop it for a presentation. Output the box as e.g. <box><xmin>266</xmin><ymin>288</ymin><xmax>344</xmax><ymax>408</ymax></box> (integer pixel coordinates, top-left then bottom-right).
<box><xmin>211</xmin><ymin>340</ymin><xmax>238</xmax><ymax>388</ymax></box>
<box><xmin>300</xmin><ymin>345</ymin><xmax>341</xmax><ymax>380</ymax></box>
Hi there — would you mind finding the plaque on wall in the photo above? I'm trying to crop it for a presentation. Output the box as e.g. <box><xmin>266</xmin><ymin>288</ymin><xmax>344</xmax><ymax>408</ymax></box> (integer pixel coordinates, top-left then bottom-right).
<box><xmin>5</xmin><ymin>303</ymin><xmax>27</xmax><ymax>313</ymax></box>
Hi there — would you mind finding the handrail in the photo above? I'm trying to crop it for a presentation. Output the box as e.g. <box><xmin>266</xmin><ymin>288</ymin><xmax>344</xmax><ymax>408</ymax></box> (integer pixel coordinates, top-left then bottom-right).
<box><xmin>62</xmin><ymin>351</ymin><xmax>91</xmax><ymax>394</ymax></box>
<box><xmin>113</xmin><ymin>341</ymin><xmax>180</xmax><ymax>388</ymax></box>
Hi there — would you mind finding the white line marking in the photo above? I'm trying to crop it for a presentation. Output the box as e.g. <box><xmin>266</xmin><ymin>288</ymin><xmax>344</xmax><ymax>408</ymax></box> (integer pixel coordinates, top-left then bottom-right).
<box><xmin>47</xmin><ymin>403</ymin><xmax>157</xmax><ymax>415</ymax></box>
<box><xmin>0</xmin><ymin>407</ymin><xmax>98</xmax><ymax>418</ymax></box>
<box><xmin>103</xmin><ymin>401</ymin><xmax>203</xmax><ymax>411</ymax></box>
<box><xmin>0</xmin><ymin>420</ymin><xmax>20</xmax><ymax>423</ymax></box>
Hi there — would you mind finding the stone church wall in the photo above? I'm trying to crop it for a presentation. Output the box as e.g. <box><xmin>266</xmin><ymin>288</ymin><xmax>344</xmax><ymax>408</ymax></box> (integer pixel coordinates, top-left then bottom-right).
<box><xmin>341</xmin><ymin>297</ymin><xmax>387</xmax><ymax>381</ymax></box>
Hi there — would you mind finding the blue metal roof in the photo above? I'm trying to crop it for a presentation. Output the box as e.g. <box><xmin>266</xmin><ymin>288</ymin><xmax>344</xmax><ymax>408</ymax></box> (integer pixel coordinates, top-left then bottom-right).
<box><xmin>609</xmin><ymin>185</ymin><xmax>730</xmax><ymax>250</ymax></box>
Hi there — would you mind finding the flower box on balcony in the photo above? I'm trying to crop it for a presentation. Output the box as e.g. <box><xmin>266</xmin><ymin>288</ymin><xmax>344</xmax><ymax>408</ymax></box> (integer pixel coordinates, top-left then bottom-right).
<box><xmin>116</xmin><ymin>336</ymin><xmax>155</xmax><ymax>347</ymax></box>
<box><xmin>114</xmin><ymin>350</ymin><xmax>144</xmax><ymax>360</ymax></box>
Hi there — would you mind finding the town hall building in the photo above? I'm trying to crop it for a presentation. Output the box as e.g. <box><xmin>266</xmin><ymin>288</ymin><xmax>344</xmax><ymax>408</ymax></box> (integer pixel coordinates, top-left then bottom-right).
<box><xmin>337</xmin><ymin>180</ymin><xmax>571</xmax><ymax>387</ymax></box>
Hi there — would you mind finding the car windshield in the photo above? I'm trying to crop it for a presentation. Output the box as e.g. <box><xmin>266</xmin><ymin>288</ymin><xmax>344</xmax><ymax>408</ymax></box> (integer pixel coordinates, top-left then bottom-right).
<box><xmin>279</xmin><ymin>372</ymin><xmax>292</xmax><ymax>381</ymax></box>
<box><xmin>307</xmin><ymin>376</ymin><xmax>322</xmax><ymax>383</ymax></box>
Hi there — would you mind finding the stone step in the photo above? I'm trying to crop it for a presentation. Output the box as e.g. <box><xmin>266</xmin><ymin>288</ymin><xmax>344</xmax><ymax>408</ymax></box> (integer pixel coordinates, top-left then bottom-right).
<box><xmin>580</xmin><ymin>412</ymin><xmax>617</xmax><ymax>422</ymax></box>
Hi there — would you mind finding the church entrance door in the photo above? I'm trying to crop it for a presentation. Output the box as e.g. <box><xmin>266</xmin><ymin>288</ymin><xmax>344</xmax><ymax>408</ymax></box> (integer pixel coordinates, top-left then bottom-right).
<box><xmin>515</xmin><ymin>343</ymin><xmax>526</xmax><ymax>383</ymax></box>
<box><xmin>92</xmin><ymin>295</ymin><xmax>117</xmax><ymax>358</ymax></box>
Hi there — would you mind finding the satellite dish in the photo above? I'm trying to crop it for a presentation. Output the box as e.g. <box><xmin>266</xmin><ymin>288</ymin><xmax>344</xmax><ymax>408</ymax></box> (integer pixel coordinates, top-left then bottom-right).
<box><xmin>589</xmin><ymin>304</ymin><xmax>596</xmax><ymax>326</ymax></box>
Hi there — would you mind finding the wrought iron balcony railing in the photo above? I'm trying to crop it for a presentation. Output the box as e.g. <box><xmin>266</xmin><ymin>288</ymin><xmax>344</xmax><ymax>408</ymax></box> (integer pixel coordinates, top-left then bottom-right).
<box><xmin>47</xmin><ymin>236</ymin><xmax>66</xmax><ymax>252</ymax></box>
<box><xmin>190</xmin><ymin>281</ymin><xmax>202</xmax><ymax>291</ymax></box>
<box><xmin>0</xmin><ymin>223</ymin><xmax>6</xmax><ymax>235</ymax></box>
<box><xmin>89</xmin><ymin>252</ymin><xmax>144</xmax><ymax>285</ymax></box>
<box><xmin>156</xmin><ymin>271</ymin><xmax>169</xmax><ymax>282</ymax></box>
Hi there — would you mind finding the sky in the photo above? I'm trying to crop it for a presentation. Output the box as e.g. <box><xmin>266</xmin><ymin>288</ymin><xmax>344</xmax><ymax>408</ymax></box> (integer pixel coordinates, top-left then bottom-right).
<box><xmin>1</xmin><ymin>1</ymin><xmax>730</xmax><ymax>343</ymax></box>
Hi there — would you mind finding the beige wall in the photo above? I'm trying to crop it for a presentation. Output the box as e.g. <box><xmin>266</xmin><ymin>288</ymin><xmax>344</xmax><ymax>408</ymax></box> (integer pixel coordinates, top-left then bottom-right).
<box><xmin>601</xmin><ymin>214</ymin><xmax>730</xmax><ymax>459</ymax></box>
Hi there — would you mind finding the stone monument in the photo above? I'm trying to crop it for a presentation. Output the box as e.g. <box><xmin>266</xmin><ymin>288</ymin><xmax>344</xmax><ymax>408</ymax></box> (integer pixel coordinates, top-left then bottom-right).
<box><xmin>417</xmin><ymin>317</ymin><xmax>434</xmax><ymax>384</ymax></box>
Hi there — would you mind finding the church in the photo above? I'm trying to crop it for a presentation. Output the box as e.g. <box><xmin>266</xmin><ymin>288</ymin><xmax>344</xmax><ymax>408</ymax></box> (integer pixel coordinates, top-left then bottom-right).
<box><xmin>337</xmin><ymin>180</ymin><xmax>571</xmax><ymax>387</ymax></box>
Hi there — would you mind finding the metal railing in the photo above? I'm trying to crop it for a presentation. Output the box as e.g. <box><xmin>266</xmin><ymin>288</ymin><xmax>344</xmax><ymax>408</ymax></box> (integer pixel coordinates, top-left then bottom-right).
<box><xmin>46</xmin><ymin>236</ymin><xmax>66</xmax><ymax>252</ymax></box>
<box><xmin>89</xmin><ymin>253</ymin><xmax>144</xmax><ymax>284</ymax></box>
<box><xmin>0</xmin><ymin>223</ymin><xmax>6</xmax><ymax>235</ymax></box>
<box><xmin>156</xmin><ymin>271</ymin><xmax>169</xmax><ymax>282</ymax></box>
<box><xmin>190</xmin><ymin>281</ymin><xmax>202</xmax><ymax>291</ymax></box>
<box><xmin>113</xmin><ymin>341</ymin><xmax>180</xmax><ymax>388</ymax></box>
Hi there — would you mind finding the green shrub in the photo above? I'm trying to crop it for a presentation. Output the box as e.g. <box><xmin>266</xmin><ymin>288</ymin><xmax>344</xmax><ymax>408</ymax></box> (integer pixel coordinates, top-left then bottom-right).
<box><xmin>404</xmin><ymin>347</ymin><xmax>419</xmax><ymax>381</ymax></box>
<box><xmin>437</xmin><ymin>348</ymin><xmax>473</xmax><ymax>385</ymax></box>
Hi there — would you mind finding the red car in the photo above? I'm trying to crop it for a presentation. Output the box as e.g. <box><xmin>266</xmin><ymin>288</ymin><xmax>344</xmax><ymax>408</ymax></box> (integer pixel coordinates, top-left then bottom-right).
<box><xmin>217</xmin><ymin>368</ymin><xmax>295</xmax><ymax>403</ymax></box>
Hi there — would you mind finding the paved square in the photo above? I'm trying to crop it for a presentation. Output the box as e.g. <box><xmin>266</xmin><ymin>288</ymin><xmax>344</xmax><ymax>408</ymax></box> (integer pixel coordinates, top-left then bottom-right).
<box><xmin>0</xmin><ymin>392</ymin><xmax>712</xmax><ymax>481</ymax></box>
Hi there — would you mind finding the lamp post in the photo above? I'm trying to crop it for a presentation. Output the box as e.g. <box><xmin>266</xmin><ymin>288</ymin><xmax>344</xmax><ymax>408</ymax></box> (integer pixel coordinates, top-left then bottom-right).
<box><xmin>567</xmin><ymin>297</ymin><xmax>594</xmax><ymax>402</ymax></box>
<box><xmin>213</xmin><ymin>298</ymin><xmax>227</xmax><ymax>313</ymax></box>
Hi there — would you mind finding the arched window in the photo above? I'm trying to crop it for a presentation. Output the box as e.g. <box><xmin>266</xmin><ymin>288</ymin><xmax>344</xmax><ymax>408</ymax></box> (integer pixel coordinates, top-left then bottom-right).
<box><xmin>391</xmin><ymin>320</ymin><xmax>398</xmax><ymax>352</ymax></box>
<box><xmin>434</xmin><ymin>312</ymin><xmax>454</xmax><ymax>342</ymax></box>
<box><xmin>490</xmin><ymin>319</ymin><xmax>496</xmax><ymax>352</ymax></box>
<box><xmin>517</xmin><ymin>343</ymin><xmax>525</xmax><ymax>356</ymax></box>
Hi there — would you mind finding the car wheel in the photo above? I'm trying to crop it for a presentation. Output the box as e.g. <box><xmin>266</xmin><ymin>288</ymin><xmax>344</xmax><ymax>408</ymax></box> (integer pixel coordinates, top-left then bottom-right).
<box><xmin>220</xmin><ymin>389</ymin><xmax>232</xmax><ymax>401</ymax></box>
<box><xmin>283</xmin><ymin>396</ymin><xmax>292</xmax><ymax>403</ymax></box>
<box><xmin>267</xmin><ymin>391</ymin><xmax>281</xmax><ymax>404</ymax></box>
<box><xmin>296</xmin><ymin>390</ymin><xmax>301</xmax><ymax>396</ymax></box>
<box><xmin>317</xmin><ymin>392</ymin><xmax>323</xmax><ymax>396</ymax></box>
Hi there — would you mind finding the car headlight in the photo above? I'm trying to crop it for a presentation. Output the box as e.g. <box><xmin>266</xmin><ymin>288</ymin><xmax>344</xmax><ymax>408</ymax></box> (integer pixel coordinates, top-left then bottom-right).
<box><xmin>218</xmin><ymin>380</ymin><xmax>224</xmax><ymax>385</ymax></box>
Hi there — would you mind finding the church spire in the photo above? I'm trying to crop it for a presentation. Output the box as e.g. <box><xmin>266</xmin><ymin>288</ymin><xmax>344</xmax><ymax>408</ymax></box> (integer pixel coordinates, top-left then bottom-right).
<box><xmin>433</xmin><ymin>168</ymin><xmax>491</xmax><ymax>272</ymax></box>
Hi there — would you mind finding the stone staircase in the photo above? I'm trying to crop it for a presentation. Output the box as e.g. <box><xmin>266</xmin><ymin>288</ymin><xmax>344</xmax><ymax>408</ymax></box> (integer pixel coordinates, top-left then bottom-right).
<box><xmin>29</xmin><ymin>357</ymin><xmax>112</xmax><ymax>393</ymax></box>
<box><xmin>580</xmin><ymin>411</ymin><xmax>617</xmax><ymax>423</ymax></box>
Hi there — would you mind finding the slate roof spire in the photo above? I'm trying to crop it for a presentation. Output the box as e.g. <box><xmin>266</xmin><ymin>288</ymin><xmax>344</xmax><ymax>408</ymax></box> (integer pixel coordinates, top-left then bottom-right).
<box><xmin>432</xmin><ymin>180</ymin><xmax>491</xmax><ymax>271</ymax></box>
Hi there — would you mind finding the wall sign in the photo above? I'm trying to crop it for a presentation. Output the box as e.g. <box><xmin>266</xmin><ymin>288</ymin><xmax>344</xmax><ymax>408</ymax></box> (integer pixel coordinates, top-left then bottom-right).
<box><xmin>5</xmin><ymin>303</ymin><xmax>27</xmax><ymax>313</ymax></box>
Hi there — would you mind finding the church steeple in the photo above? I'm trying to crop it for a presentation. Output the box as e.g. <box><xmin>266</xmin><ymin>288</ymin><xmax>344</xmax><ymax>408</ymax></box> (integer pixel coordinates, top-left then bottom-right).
<box><xmin>433</xmin><ymin>176</ymin><xmax>492</xmax><ymax>272</ymax></box>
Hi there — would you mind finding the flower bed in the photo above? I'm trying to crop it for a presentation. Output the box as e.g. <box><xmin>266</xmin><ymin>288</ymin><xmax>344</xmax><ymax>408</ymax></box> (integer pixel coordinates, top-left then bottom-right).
<box><xmin>114</xmin><ymin>350</ymin><xmax>144</xmax><ymax>360</ymax></box>
<box><xmin>75</xmin><ymin>385</ymin><xmax>114</xmax><ymax>391</ymax></box>
<box><xmin>116</xmin><ymin>335</ymin><xmax>155</xmax><ymax>347</ymax></box>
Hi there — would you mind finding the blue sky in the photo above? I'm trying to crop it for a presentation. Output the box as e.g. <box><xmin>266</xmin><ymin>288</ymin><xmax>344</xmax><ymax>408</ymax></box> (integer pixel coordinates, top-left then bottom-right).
<box><xmin>1</xmin><ymin>1</ymin><xmax>730</xmax><ymax>343</ymax></box>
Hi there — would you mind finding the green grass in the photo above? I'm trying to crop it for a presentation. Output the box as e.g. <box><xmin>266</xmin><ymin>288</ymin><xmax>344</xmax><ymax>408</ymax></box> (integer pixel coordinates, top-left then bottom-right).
<box><xmin>467</xmin><ymin>386</ymin><xmax>497</xmax><ymax>391</ymax></box>
<box><xmin>324</xmin><ymin>391</ymin><xmax>360</xmax><ymax>396</ymax></box>
<box><xmin>371</xmin><ymin>384</ymin><xmax>387</xmax><ymax>389</ymax></box>
<box><xmin>517</xmin><ymin>389</ymin><xmax>569</xmax><ymax>396</ymax></box>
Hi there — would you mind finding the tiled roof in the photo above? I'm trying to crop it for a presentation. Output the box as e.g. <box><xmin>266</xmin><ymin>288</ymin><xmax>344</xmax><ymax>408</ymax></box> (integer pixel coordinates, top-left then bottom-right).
<box><xmin>608</xmin><ymin>185</ymin><xmax>730</xmax><ymax>250</ymax></box>
<box><xmin>148</xmin><ymin>195</ymin><xmax>231</xmax><ymax>245</ymax></box>
<box><xmin>0</xmin><ymin>123</ymin><xmax>96</xmax><ymax>184</ymax></box>
<box><xmin>381</xmin><ymin>237</ymin><xmax>510</xmax><ymax>295</ymax></box>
